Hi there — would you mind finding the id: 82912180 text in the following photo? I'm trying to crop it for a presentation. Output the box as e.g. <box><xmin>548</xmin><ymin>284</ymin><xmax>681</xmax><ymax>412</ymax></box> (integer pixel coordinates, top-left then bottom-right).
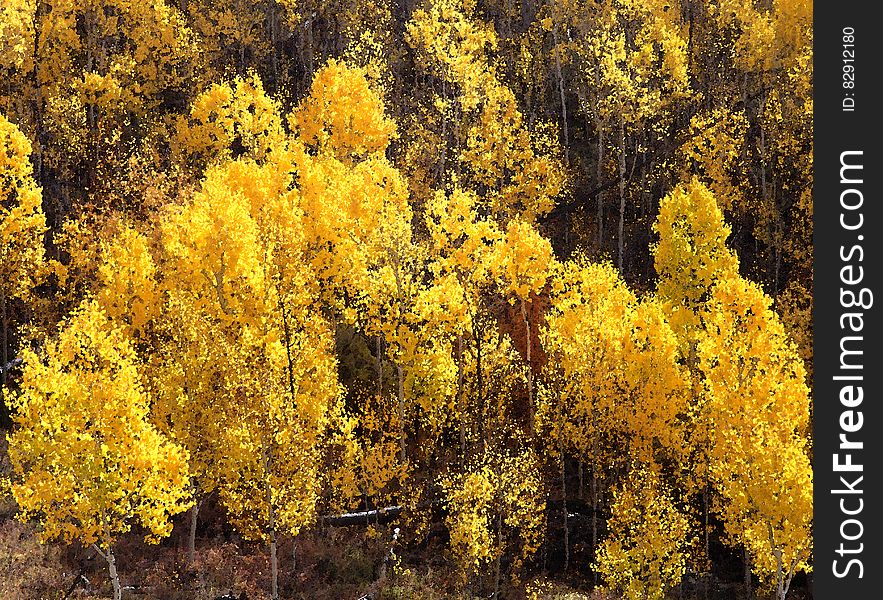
<box><xmin>842</xmin><ymin>27</ymin><xmax>856</xmax><ymax>112</ymax></box>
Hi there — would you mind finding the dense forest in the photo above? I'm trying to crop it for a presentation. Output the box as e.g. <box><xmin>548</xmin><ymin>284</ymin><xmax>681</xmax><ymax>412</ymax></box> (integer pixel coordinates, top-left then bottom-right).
<box><xmin>0</xmin><ymin>0</ymin><xmax>812</xmax><ymax>599</ymax></box>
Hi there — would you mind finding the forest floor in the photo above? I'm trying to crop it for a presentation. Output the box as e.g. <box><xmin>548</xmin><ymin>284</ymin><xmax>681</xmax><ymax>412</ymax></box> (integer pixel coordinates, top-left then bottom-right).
<box><xmin>0</xmin><ymin>437</ymin><xmax>809</xmax><ymax>600</ymax></box>
<box><xmin>0</xmin><ymin>510</ymin><xmax>811</xmax><ymax>600</ymax></box>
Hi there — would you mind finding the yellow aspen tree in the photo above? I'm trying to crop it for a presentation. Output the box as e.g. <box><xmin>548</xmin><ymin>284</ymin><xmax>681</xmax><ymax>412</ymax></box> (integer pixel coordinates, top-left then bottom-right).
<box><xmin>651</xmin><ymin>177</ymin><xmax>743</xmax><ymax>572</ymax></box>
<box><xmin>405</xmin><ymin>0</ymin><xmax>567</xmax><ymax>222</ymax></box>
<box><xmin>674</xmin><ymin>108</ymin><xmax>750</xmax><ymax>215</ymax></box>
<box><xmin>0</xmin><ymin>113</ymin><xmax>47</xmax><ymax>419</ymax></box>
<box><xmin>181</xmin><ymin>0</ymin><xmax>277</xmax><ymax>79</ymax></box>
<box><xmin>0</xmin><ymin>112</ymin><xmax>46</xmax><ymax>310</ymax></box>
<box><xmin>757</xmin><ymin>46</ymin><xmax>813</xmax><ymax>374</ymax></box>
<box><xmin>540</xmin><ymin>0</ymin><xmax>692</xmax><ymax>266</ymax></box>
<box><xmin>704</xmin><ymin>0</ymin><xmax>812</xmax><ymax>312</ymax></box>
<box><xmin>442</xmin><ymin>448</ymin><xmax>545</xmax><ymax>591</ymax></box>
<box><xmin>697</xmin><ymin>276</ymin><xmax>812</xmax><ymax>600</ymax></box>
<box><xmin>539</xmin><ymin>257</ymin><xmax>689</xmax><ymax>569</ymax></box>
<box><xmin>94</xmin><ymin>221</ymin><xmax>160</xmax><ymax>342</ymax></box>
<box><xmin>292</xmin><ymin>58</ymin><xmax>436</xmax><ymax>479</ymax></box>
<box><xmin>540</xmin><ymin>258</ymin><xmax>688</xmax><ymax>467</ymax></box>
<box><xmin>172</xmin><ymin>73</ymin><xmax>289</xmax><ymax>177</ymax></box>
<box><xmin>652</xmin><ymin>178</ymin><xmax>739</xmax><ymax>348</ymax></box>
<box><xmin>159</xmin><ymin>149</ymin><xmax>344</xmax><ymax>599</ymax></box>
<box><xmin>594</xmin><ymin>465</ymin><xmax>693</xmax><ymax>600</ymax></box>
<box><xmin>423</xmin><ymin>187</ymin><xmax>504</xmax><ymax>454</ymax></box>
<box><xmin>6</xmin><ymin>299</ymin><xmax>191</xmax><ymax>600</ymax></box>
<box><xmin>0</xmin><ymin>0</ymin><xmax>199</xmax><ymax>201</ymax></box>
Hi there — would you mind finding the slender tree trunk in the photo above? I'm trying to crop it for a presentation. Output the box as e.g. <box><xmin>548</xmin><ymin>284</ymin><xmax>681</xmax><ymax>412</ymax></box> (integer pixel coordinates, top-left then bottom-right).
<box><xmin>591</xmin><ymin>472</ymin><xmax>598</xmax><ymax>584</ymax></box>
<box><xmin>775</xmin><ymin>550</ymin><xmax>783</xmax><ymax>600</ymax></box>
<box><xmin>703</xmin><ymin>486</ymin><xmax>710</xmax><ymax>600</ymax></box>
<box><xmin>376</xmin><ymin>335</ymin><xmax>383</xmax><ymax>400</ymax></box>
<box><xmin>108</xmin><ymin>545</ymin><xmax>122</xmax><ymax>600</ymax></box>
<box><xmin>578</xmin><ymin>462</ymin><xmax>583</xmax><ymax>500</ymax></box>
<box><xmin>561</xmin><ymin>442</ymin><xmax>569</xmax><ymax>571</ymax></box>
<box><xmin>93</xmin><ymin>544</ymin><xmax>122</xmax><ymax>600</ymax></box>
<box><xmin>397</xmin><ymin>363</ymin><xmax>405</xmax><ymax>463</ymax></box>
<box><xmin>268</xmin><ymin>1</ymin><xmax>279</xmax><ymax>84</ymax></box>
<box><xmin>188</xmin><ymin>501</ymin><xmax>199</xmax><ymax>565</ymax></box>
<box><xmin>31</xmin><ymin>2</ymin><xmax>46</xmax><ymax>184</ymax></box>
<box><xmin>552</xmin><ymin>28</ymin><xmax>569</xmax><ymax>165</ymax></box>
<box><xmin>269</xmin><ymin>527</ymin><xmax>278</xmax><ymax>600</ymax></box>
<box><xmin>457</xmin><ymin>334</ymin><xmax>465</xmax><ymax>456</ymax></box>
<box><xmin>744</xmin><ymin>547</ymin><xmax>753</xmax><ymax>600</ymax></box>
<box><xmin>280</xmin><ymin>299</ymin><xmax>298</xmax><ymax>406</ymax></box>
<box><xmin>617</xmin><ymin>117</ymin><xmax>627</xmax><ymax>271</ymax></box>
<box><xmin>1</xmin><ymin>290</ymin><xmax>7</xmax><ymax>412</ymax></box>
<box><xmin>520</xmin><ymin>299</ymin><xmax>534</xmax><ymax>433</ymax></box>
<box><xmin>263</xmin><ymin>446</ymin><xmax>279</xmax><ymax>600</ymax></box>
<box><xmin>596</xmin><ymin>122</ymin><xmax>605</xmax><ymax>247</ymax></box>
<box><xmin>493</xmin><ymin>512</ymin><xmax>502</xmax><ymax>598</ymax></box>
<box><xmin>306</xmin><ymin>17</ymin><xmax>314</xmax><ymax>76</ymax></box>
<box><xmin>475</xmin><ymin>323</ymin><xmax>484</xmax><ymax>452</ymax></box>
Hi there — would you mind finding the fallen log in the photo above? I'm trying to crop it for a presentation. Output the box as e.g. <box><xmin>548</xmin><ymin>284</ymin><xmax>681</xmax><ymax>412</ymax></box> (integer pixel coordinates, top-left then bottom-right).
<box><xmin>320</xmin><ymin>505</ymin><xmax>404</xmax><ymax>527</ymax></box>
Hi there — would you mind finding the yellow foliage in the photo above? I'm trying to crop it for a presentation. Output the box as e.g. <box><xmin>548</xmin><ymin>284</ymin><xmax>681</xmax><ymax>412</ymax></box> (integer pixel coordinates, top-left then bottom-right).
<box><xmin>595</xmin><ymin>466</ymin><xmax>693</xmax><ymax>600</ymax></box>
<box><xmin>442</xmin><ymin>448</ymin><xmax>545</xmax><ymax>579</ymax></box>
<box><xmin>292</xmin><ymin>59</ymin><xmax>397</xmax><ymax>163</ymax></box>
<box><xmin>698</xmin><ymin>276</ymin><xmax>812</xmax><ymax>587</ymax></box>
<box><xmin>540</xmin><ymin>258</ymin><xmax>689</xmax><ymax>466</ymax></box>
<box><xmin>7</xmin><ymin>300</ymin><xmax>192</xmax><ymax>548</ymax></box>
<box><xmin>652</xmin><ymin>178</ymin><xmax>739</xmax><ymax>344</ymax></box>
<box><xmin>406</xmin><ymin>0</ymin><xmax>566</xmax><ymax>221</ymax></box>
<box><xmin>173</xmin><ymin>75</ymin><xmax>290</xmax><ymax>173</ymax></box>
<box><xmin>0</xmin><ymin>114</ymin><xmax>47</xmax><ymax>301</ymax></box>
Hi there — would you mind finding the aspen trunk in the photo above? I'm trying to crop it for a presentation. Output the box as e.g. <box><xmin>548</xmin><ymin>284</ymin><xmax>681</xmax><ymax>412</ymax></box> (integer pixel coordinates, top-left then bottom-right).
<box><xmin>591</xmin><ymin>472</ymin><xmax>598</xmax><ymax>549</ymax></box>
<box><xmin>578</xmin><ymin>461</ymin><xmax>583</xmax><ymax>500</ymax></box>
<box><xmin>703</xmin><ymin>486</ymin><xmax>710</xmax><ymax>600</ymax></box>
<box><xmin>270</xmin><ymin>528</ymin><xmax>278</xmax><ymax>600</ymax></box>
<box><xmin>457</xmin><ymin>334</ymin><xmax>465</xmax><ymax>456</ymax></box>
<box><xmin>618</xmin><ymin>118</ymin><xmax>627</xmax><ymax>271</ymax></box>
<box><xmin>397</xmin><ymin>363</ymin><xmax>405</xmax><ymax>463</ymax></box>
<box><xmin>552</xmin><ymin>28</ymin><xmax>569</xmax><ymax>165</ymax></box>
<box><xmin>520</xmin><ymin>299</ymin><xmax>534</xmax><ymax>433</ymax></box>
<box><xmin>188</xmin><ymin>501</ymin><xmax>199</xmax><ymax>564</ymax></box>
<box><xmin>561</xmin><ymin>442</ymin><xmax>569</xmax><ymax>571</ymax></box>
<box><xmin>1</xmin><ymin>290</ymin><xmax>7</xmax><ymax>416</ymax></box>
<box><xmin>744</xmin><ymin>547</ymin><xmax>754</xmax><ymax>600</ymax></box>
<box><xmin>376</xmin><ymin>335</ymin><xmax>383</xmax><ymax>400</ymax></box>
<box><xmin>107</xmin><ymin>546</ymin><xmax>122</xmax><ymax>600</ymax></box>
<box><xmin>596</xmin><ymin>122</ymin><xmax>605</xmax><ymax>247</ymax></box>
<box><xmin>263</xmin><ymin>446</ymin><xmax>279</xmax><ymax>600</ymax></box>
<box><xmin>93</xmin><ymin>544</ymin><xmax>122</xmax><ymax>600</ymax></box>
<box><xmin>493</xmin><ymin>512</ymin><xmax>502</xmax><ymax>598</ymax></box>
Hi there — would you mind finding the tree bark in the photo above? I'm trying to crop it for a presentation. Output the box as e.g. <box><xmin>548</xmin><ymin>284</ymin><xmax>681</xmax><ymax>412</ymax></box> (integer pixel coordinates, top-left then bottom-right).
<box><xmin>596</xmin><ymin>123</ymin><xmax>605</xmax><ymax>248</ymax></box>
<box><xmin>376</xmin><ymin>334</ymin><xmax>383</xmax><ymax>400</ymax></box>
<box><xmin>617</xmin><ymin>117</ymin><xmax>627</xmax><ymax>271</ymax></box>
<box><xmin>552</xmin><ymin>28</ymin><xmax>569</xmax><ymax>165</ymax></box>
<box><xmin>397</xmin><ymin>363</ymin><xmax>405</xmax><ymax>463</ymax></box>
<box><xmin>561</xmin><ymin>443</ymin><xmax>569</xmax><ymax>572</ymax></box>
<box><xmin>263</xmin><ymin>445</ymin><xmax>279</xmax><ymax>600</ymax></box>
<box><xmin>493</xmin><ymin>512</ymin><xmax>502</xmax><ymax>598</ymax></box>
<box><xmin>744</xmin><ymin>547</ymin><xmax>754</xmax><ymax>600</ymax></box>
<box><xmin>457</xmin><ymin>334</ymin><xmax>465</xmax><ymax>456</ymax></box>
<box><xmin>520</xmin><ymin>299</ymin><xmax>534</xmax><ymax>433</ymax></box>
<box><xmin>1</xmin><ymin>290</ymin><xmax>7</xmax><ymax>418</ymax></box>
<box><xmin>92</xmin><ymin>544</ymin><xmax>122</xmax><ymax>600</ymax></box>
<box><xmin>188</xmin><ymin>500</ymin><xmax>199</xmax><ymax>565</ymax></box>
<box><xmin>270</xmin><ymin>527</ymin><xmax>278</xmax><ymax>600</ymax></box>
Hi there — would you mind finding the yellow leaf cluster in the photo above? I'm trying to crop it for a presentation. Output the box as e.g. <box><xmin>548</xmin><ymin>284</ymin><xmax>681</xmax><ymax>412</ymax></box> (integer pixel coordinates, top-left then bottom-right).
<box><xmin>7</xmin><ymin>300</ymin><xmax>192</xmax><ymax>548</ymax></box>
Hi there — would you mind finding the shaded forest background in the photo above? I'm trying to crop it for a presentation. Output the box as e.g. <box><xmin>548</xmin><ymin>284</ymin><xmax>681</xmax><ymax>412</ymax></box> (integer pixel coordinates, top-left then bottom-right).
<box><xmin>0</xmin><ymin>0</ymin><xmax>812</xmax><ymax>599</ymax></box>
